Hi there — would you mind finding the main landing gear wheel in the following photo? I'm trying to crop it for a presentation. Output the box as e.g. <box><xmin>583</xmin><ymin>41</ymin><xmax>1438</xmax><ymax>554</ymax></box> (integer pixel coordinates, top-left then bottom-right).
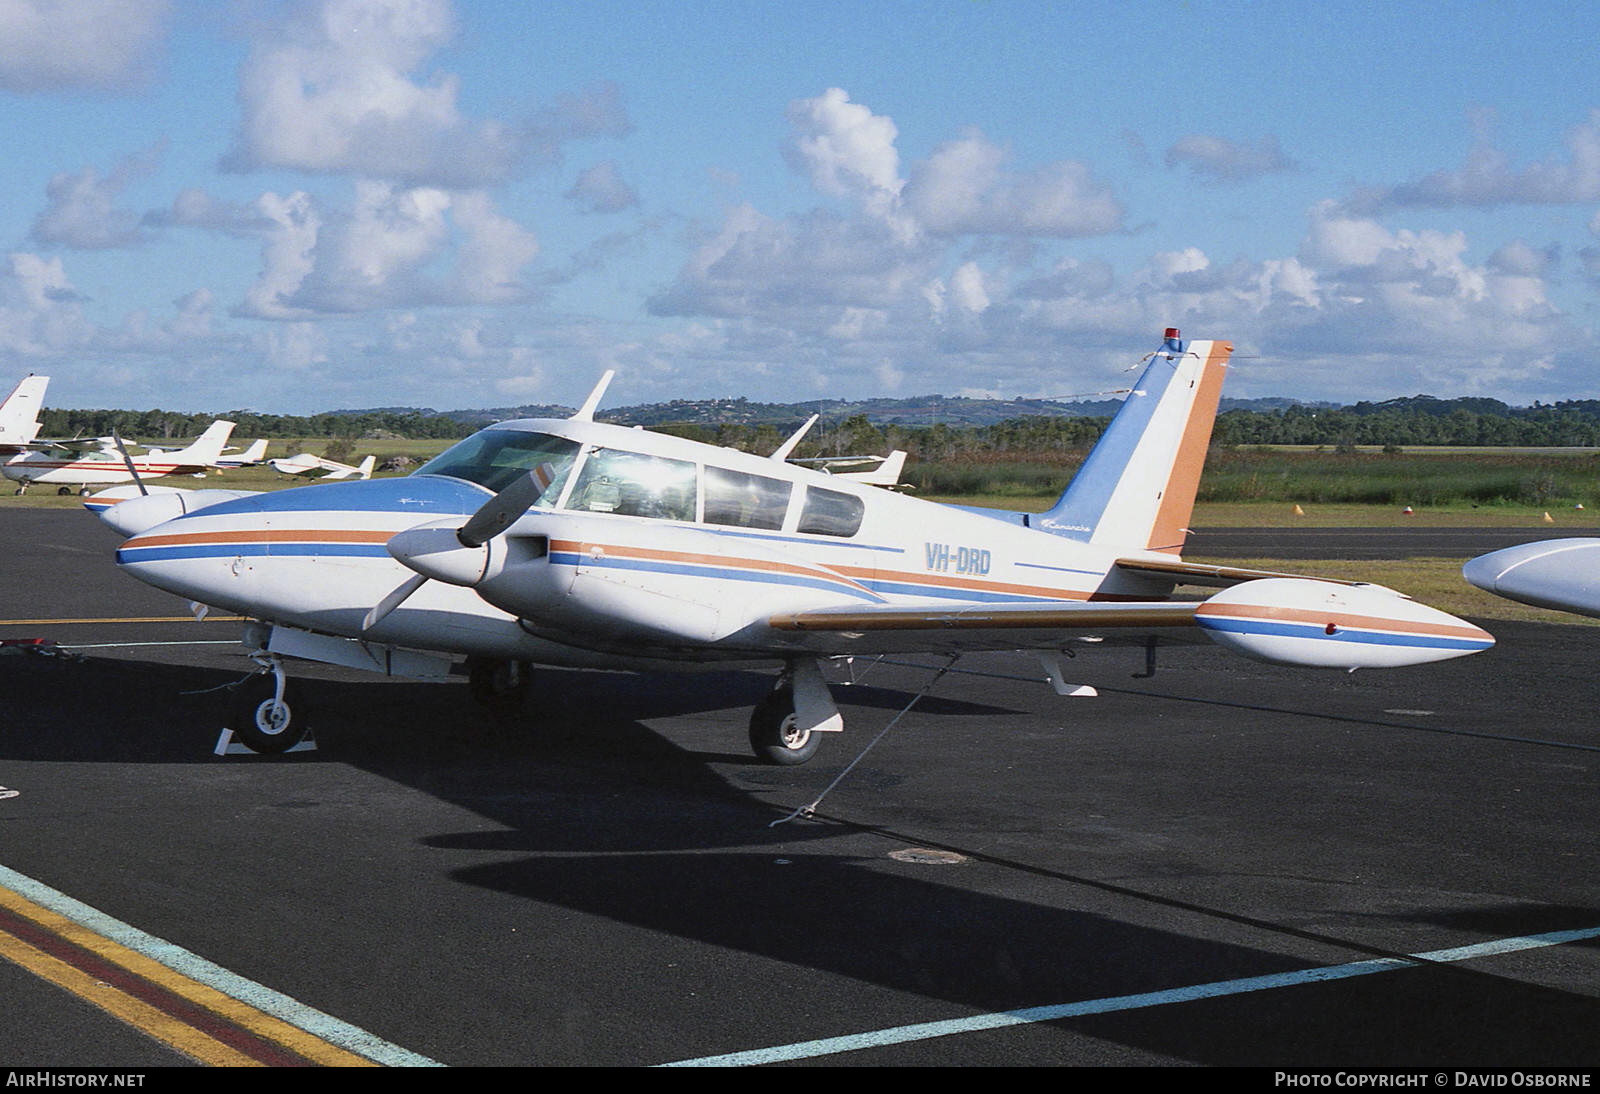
<box><xmin>229</xmin><ymin>673</ymin><xmax>309</xmax><ymax>754</ymax></box>
<box><xmin>467</xmin><ymin>657</ymin><xmax>532</xmax><ymax>711</ymax></box>
<box><xmin>748</xmin><ymin>685</ymin><xmax>820</xmax><ymax>766</ymax></box>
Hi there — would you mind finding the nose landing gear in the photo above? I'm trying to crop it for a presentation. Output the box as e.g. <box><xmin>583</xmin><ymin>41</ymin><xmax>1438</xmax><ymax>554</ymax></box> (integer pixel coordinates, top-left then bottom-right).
<box><xmin>227</xmin><ymin>665</ymin><xmax>311</xmax><ymax>754</ymax></box>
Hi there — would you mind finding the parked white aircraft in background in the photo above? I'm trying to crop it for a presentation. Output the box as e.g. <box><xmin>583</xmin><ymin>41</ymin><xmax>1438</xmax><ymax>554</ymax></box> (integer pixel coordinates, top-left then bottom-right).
<box><xmin>5</xmin><ymin>420</ymin><xmax>236</xmax><ymax>494</ymax></box>
<box><xmin>268</xmin><ymin>452</ymin><xmax>375</xmax><ymax>480</ymax></box>
<box><xmin>795</xmin><ymin>450</ymin><xmax>909</xmax><ymax>487</ymax></box>
<box><xmin>0</xmin><ymin>374</ymin><xmax>48</xmax><ymax>452</ymax></box>
<box><xmin>95</xmin><ymin>330</ymin><xmax>1493</xmax><ymax>759</ymax></box>
<box><xmin>216</xmin><ymin>439</ymin><xmax>270</xmax><ymax>468</ymax></box>
<box><xmin>1463</xmin><ymin>540</ymin><xmax>1600</xmax><ymax>619</ymax></box>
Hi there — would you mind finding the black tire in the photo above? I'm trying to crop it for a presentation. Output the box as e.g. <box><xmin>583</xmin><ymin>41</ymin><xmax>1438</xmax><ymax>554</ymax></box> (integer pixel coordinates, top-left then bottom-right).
<box><xmin>748</xmin><ymin>685</ymin><xmax>821</xmax><ymax>766</ymax></box>
<box><xmin>467</xmin><ymin>658</ymin><xmax>531</xmax><ymax>712</ymax></box>
<box><xmin>229</xmin><ymin>674</ymin><xmax>310</xmax><ymax>754</ymax></box>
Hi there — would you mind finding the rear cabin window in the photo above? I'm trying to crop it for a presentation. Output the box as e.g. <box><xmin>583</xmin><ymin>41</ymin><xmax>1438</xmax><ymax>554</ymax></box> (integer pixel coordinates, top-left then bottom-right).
<box><xmin>563</xmin><ymin>448</ymin><xmax>697</xmax><ymax>522</ymax></box>
<box><xmin>704</xmin><ymin>466</ymin><xmax>792</xmax><ymax>530</ymax></box>
<box><xmin>796</xmin><ymin>485</ymin><xmax>864</xmax><ymax>537</ymax></box>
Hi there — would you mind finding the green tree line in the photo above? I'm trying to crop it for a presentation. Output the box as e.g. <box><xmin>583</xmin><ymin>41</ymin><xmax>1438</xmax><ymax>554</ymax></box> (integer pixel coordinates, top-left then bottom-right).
<box><xmin>38</xmin><ymin>396</ymin><xmax>1600</xmax><ymax>454</ymax></box>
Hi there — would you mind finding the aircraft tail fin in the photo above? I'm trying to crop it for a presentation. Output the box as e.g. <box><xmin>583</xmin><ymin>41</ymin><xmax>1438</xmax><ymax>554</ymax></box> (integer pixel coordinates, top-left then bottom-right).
<box><xmin>836</xmin><ymin>450</ymin><xmax>906</xmax><ymax>486</ymax></box>
<box><xmin>172</xmin><ymin>420</ymin><xmax>237</xmax><ymax>467</ymax></box>
<box><xmin>231</xmin><ymin>438</ymin><xmax>269</xmax><ymax>465</ymax></box>
<box><xmin>0</xmin><ymin>374</ymin><xmax>48</xmax><ymax>447</ymax></box>
<box><xmin>355</xmin><ymin>454</ymin><xmax>375</xmax><ymax>479</ymax></box>
<box><xmin>1034</xmin><ymin>330</ymin><xmax>1231</xmax><ymax>555</ymax></box>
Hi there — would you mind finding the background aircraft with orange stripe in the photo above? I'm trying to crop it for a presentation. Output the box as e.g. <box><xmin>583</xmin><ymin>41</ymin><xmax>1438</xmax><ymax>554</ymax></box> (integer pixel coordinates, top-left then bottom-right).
<box><xmin>6</xmin><ymin>419</ymin><xmax>237</xmax><ymax>496</ymax></box>
<box><xmin>93</xmin><ymin>330</ymin><xmax>1493</xmax><ymax>761</ymax></box>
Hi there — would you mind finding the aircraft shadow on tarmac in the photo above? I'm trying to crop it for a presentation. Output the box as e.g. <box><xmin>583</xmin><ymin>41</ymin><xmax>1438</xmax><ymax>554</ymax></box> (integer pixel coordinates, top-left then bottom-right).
<box><xmin>5</xmin><ymin>643</ymin><xmax>1599</xmax><ymax>1064</ymax></box>
<box><xmin>439</xmin><ymin>851</ymin><xmax>1600</xmax><ymax>1065</ymax></box>
<box><xmin>0</xmin><ymin>647</ymin><xmax>1018</xmax><ymax>767</ymax></box>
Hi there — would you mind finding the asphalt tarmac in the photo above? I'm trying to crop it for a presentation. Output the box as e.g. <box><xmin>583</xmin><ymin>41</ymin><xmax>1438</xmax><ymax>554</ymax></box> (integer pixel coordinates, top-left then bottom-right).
<box><xmin>1</xmin><ymin>512</ymin><xmax>1597</xmax><ymax>1068</ymax></box>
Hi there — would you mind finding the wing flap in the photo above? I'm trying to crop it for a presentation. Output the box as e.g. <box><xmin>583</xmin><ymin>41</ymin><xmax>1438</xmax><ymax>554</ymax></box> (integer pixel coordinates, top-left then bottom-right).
<box><xmin>767</xmin><ymin>599</ymin><xmax>1200</xmax><ymax>655</ymax></box>
<box><xmin>1114</xmin><ymin>557</ymin><xmax>1376</xmax><ymax>590</ymax></box>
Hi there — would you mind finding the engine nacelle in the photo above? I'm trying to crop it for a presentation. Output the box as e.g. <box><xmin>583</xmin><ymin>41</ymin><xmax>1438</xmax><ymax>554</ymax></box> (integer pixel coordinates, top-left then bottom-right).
<box><xmin>386</xmin><ymin>519</ymin><xmax>497</xmax><ymax>587</ymax></box>
<box><xmin>91</xmin><ymin>487</ymin><xmax>261</xmax><ymax>537</ymax></box>
<box><xmin>1194</xmin><ymin>578</ymin><xmax>1493</xmax><ymax>670</ymax></box>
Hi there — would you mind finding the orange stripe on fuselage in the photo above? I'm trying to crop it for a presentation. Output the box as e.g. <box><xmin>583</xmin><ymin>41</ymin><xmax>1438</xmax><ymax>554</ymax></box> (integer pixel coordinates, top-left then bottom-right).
<box><xmin>832</xmin><ymin>562</ymin><xmax>1102</xmax><ymax>602</ymax></box>
<box><xmin>550</xmin><ymin>539</ymin><xmax>877</xmax><ymax>597</ymax></box>
<box><xmin>127</xmin><ymin>528</ymin><xmax>395</xmax><ymax>549</ymax></box>
<box><xmin>1147</xmin><ymin>340</ymin><xmax>1232</xmax><ymax>555</ymax></box>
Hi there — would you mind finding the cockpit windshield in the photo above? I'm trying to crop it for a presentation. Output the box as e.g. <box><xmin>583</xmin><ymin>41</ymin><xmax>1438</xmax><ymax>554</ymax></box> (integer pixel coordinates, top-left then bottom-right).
<box><xmin>414</xmin><ymin>429</ymin><xmax>581</xmax><ymax>499</ymax></box>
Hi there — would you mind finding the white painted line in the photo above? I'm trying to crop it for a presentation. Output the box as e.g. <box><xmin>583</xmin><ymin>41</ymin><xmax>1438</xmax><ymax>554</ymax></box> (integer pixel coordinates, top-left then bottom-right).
<box><xmin>0</xmin><ymin>863</ymin><xmax>441</xmax><ymax>1067</ymax></box>
<box><xmin>55</xmin><ymin>641</ymin><xmax>241</xmax><ymax>649</ymax></box>
<box><xmin>661</xmin><ymin>925</ymin><xmax>1600</xmax><ymax>1067</ymax></box>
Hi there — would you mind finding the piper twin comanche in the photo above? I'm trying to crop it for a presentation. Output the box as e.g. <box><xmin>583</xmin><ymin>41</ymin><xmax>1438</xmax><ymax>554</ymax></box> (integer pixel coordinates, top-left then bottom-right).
<box><xmin>93</xmin><ymin>330</ymin><xmax>1494</xmax><ymax>760</ymax></box>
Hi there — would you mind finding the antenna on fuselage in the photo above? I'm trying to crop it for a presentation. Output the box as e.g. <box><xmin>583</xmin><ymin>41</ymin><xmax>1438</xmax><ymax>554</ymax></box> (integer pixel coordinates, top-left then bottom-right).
<box><xmin>570</xmin><ymin>370</ymin><xmax>616</xmax><ymax>422</ymax></box>
<box><xmin>769</xmin><ymin>414</ymin><xmax>818</xmax><ymax>461</ymax></box>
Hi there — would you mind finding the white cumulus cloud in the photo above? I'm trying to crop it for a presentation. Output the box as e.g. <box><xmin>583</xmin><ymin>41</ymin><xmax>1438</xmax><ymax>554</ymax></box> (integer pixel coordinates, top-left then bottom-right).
<box><xmin>0</xmin><ymin>0</ymin><xmax>171</xmax><ymax>92</ymax></box>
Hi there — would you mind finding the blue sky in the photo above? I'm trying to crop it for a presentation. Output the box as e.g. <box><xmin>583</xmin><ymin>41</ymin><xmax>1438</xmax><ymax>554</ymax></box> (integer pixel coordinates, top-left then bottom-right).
<box><xmin>2</xmin><ymin>0</ymin><xmax>1599</xmax><ymax>415</ymax></box>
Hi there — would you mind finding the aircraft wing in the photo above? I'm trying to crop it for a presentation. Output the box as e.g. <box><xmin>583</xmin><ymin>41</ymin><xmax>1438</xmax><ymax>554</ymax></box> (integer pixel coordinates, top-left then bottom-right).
<box><xmin>21</xmin><ymin>435</ymin><xmax>117</xmax><ymax>454</ymax></box>
<box><xmin>769</xmin><ymin>577</ymin><xmax>1491</xmax><ymax>668</ymax></box>
<box><xmin>1112</xmin><ymin>557</ymin><xmax>1383</xmax><ymax>590</ymax></box>
<box><xmin>768</xmin><ymin>598</ymin><xmax>1202</xmax><ymax>655</ymax></box>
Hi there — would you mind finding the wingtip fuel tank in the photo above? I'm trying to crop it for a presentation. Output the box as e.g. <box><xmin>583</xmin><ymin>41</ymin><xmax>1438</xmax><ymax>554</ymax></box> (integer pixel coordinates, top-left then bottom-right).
<box><xmin>1195</xmin><ymin>578</ymin><xmax>1494</xmax><ymax>670</ymax></box>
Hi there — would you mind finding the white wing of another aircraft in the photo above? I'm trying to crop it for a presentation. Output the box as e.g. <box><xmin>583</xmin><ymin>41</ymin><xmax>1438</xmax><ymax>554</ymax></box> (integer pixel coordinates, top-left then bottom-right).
<box><xmin>1463</xmin><ymin>539</ymin><xmax>1600</xmax><ymax>619</ymax></box>
<box><xmin>95</xmin><ymin>330</ymin><xmax>1493</xmax><ymax>762</ymax></box>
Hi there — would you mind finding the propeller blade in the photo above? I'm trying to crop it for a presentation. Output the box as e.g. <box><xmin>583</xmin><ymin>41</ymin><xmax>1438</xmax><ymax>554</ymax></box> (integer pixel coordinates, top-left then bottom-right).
<box><xmin>456</xmin><ymin>463</ymin><xmax>553</xmax><ymax>548</ymax></box>
<box><xmin>112</xmin><ymin>429</ymin><xmax>148</xmax><ymax>496</ymax></box>
<box><xmin>362</xmin><ymin>573</ymin><xmax>428</xmax><ymax>632</ymax></box>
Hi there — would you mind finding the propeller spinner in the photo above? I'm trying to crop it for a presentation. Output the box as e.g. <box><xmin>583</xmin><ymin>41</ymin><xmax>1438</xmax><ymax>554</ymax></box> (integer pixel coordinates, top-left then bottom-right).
<box><xmin>362</xmin><ymin>465</ymin><xmax>552</xmax><ymax>631</ymax></box>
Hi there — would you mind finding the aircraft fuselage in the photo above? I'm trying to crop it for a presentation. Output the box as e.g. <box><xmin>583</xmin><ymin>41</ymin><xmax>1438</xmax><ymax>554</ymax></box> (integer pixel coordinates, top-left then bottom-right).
<box><xmin>112</xmin><ymin>417</ymin><xmax>1171</xmax><ymax>668</ymax></box>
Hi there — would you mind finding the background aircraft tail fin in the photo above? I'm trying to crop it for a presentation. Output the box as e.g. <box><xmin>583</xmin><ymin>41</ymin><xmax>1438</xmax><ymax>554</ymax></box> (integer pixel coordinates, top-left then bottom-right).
<box><xmin>0</xmin><ymin>374</ymin><xmax>48</xmax><ymax>445</ymax></box>
<box><xmin>173</xmin><ymin>420</ymin><xmax>237</xmax><ymax>466</ymax></box>
<box><xmin>1034</xmin><ymin>330</ymin><xmax>1231</xmax><ymax>555</ymax></box>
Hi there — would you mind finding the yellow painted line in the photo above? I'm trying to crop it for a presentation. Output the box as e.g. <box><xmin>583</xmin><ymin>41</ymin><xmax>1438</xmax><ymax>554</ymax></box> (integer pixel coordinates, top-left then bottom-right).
<box><xmin>0</xmin><ymin>886</ymin><xmax>379</xmax><ymax>1066</ymax></box>
<box><xmin>0</xmin><ymin>616</ymin><xmax>245</xmax><ymax>626</ymax></box>
<box><xmin>0</xmin><ymin>927</ymin><xmax>263</xmax><ymax>1067</ymax></box>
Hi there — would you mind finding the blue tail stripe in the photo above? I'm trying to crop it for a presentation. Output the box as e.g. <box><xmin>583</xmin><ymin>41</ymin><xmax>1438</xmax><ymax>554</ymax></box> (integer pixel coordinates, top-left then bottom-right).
<box><xmin>1035</xmin><ymin>344</ymin><xmax>1183</xmax><ymax>541</ymax></box>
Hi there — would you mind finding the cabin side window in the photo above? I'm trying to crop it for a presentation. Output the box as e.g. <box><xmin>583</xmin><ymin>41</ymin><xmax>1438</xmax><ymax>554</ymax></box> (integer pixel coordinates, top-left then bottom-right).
<box><xmin>563</xmin><ymin>448</ymin><xmax>698</xmax><ymax>522</ymax></box>
<box><xmin>703</xmin><ymin>466</ymin><xmax>792</xmax><ymax>530</ymax></box>
<box><xmin>796</xmin><ymin>485</ymin><xmax>864</xmax><ymax>537</ymax></box>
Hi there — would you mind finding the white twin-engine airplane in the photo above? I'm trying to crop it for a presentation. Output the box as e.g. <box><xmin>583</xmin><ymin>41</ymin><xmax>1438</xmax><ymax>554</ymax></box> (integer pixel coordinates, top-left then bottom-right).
<box><xmin>6</xmin><ymin>419</ymin><xmax>237</xmax><ymax>495</ymax></box>
<box><xmin>95</xmin><ymin>330</ymin><xmax>1494</xmax><ymax>759</ymax></box>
